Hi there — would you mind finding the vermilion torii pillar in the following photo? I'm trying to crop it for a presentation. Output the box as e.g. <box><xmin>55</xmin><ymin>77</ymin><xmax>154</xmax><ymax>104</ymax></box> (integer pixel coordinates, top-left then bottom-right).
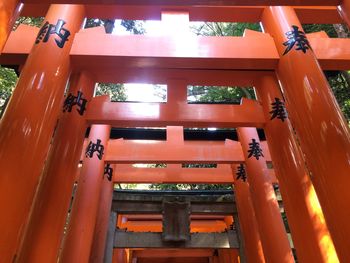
<box><xmin>237</xmin><ymin>127</ymin><xmax>294</xmax><ymax>263</ymax></box>
<box><xmin>257</xmin><ymin>75</ymin><xmax>339</xmax><ymax>263</ymax></box>
<box><xmin>338</xmin><ymin>0</ymin><xmax>350</xmax><ymax>27</ymax></box>
<box><xmin>232</xmin><ymin>165</ymin><xmax>265</xmax><ymax>263</ymax></box>
<box><xmin>90</xmin><ymin>161</ymin><xmax>114</xmax><ymax>263</ymax></box>
<box><xmin>0</xmin><ymin>0</ymin><xmax>21</xmax><ymax>52</ymax></box>
<box><xmin>261</xmin><ymin>7</ymin><xmax>350</xmax><ymax>262</ymax></box>
<box><xmin>16</xmin><ymin>72</ymin><xmax>95</xmax><ymax>263</ymax></box>
<box><xmin>60</xmin><ymin>124</ymin><xmax>111</xmax><ymax>263</ymax></box>
<box><xmin>0</xmin><ymin>5</ymin><xmax>85</xmax><ymax>262</ymax></box>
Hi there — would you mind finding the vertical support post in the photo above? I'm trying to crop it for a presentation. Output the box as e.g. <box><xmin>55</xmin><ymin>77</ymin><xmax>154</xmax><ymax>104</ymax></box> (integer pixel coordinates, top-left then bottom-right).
<box><xmin>90</xmin><ymin>164</ymin><xmax>115</xmax><ymax>263</ymax></box>
<box><xmin>167</xmin><ymin>79</ymin><xmax>187</xmax><ymax>106</ymax></box>
<box><xmin>256</xmin><ymin>74</ymin><xmax>339</xmax><ymax>263</ymax></box>
<box><xmin>231</xmin><ymin>163</ymin><xmax>265</xmax><ymax>263</ymax></box>
<box><xmin>231</xmin><ymin>213</ymin><xmax>247</xmax><ymax>263</ymax></box>
<box><xmin>60</xmin><ymin>124</ymin><xmax>111</xmax><ymax>263</ymax></box>
<box><xmin>16</xmin><ymin>72</ymin><xmax>95</xmax><ymax>263</ymax></box>
<box><xmin>0</xmin><ymin>0</ymin><xmax>21</xmax><ymax>52</ymax></box>
<box><xmin>0</xmin><ymin>5</ymin><xmax>85</xmax><ymax>262</ymax></box>
<box><xmin>261</xmin><ymin>7</ymin><xmax>350</xmax><ymax>262</ymax></box>
<box><xmin>104</xmin><ymin>212</ymin><xmax>117</xmax><ymax>263</ymax></box>
<box><xmin>338</xmin><ymin>0</ymin><xmax>350</xmax><ymax>27</ymax></box>
<box><xmin>112</xmin><ymin>249</ymin><xmax>127</xmax><ymax>263</ymax></box>
<box><xmin>237</xmin><ymin>127</ymin><xmax>294</xmax><ymax>263</ymax></box>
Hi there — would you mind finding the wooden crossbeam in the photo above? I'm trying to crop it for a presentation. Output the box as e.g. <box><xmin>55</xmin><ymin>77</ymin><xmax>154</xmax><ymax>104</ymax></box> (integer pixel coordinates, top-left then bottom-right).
<box><xmin>22</xmin><ymin>0</ymin><xmax>341</xmax><ymax>7</ymax></box>
<box><xmin>81</xmin><ymin>138</ymin><xmax>272</xmax><ymax>163</ymax></box>
<box><xmin>119</xmin><ymin>220</ymin><xmax>229</xmax><ymax>232</ymax></box>
<box><xmin>3</xmin><ymin>25</ymin><xmax>350</xmax><ymax>72</ymax></box>
<box><xmin>70</xmin><ymin>33</ymin><xmax>279</xmax><ymax>70</ymax></box>
<box><xmin>21</xmin><ymin>5</ymin><xmax>342</xmax><ymax>24</ymax></box>
<box><xmin>104</xmin><ymin>139</ymin><xmax>246</xmax><ymax>163</ymax></box>
<box><xmin>86</xmin><ymin>98</ymin><xmax>265</xmax><ymax>128</ymax></box>
<box><xmin>112</xmin><ymin>191</ymin><xmax>237</xmax><ymax>215</ymax></box>
<box><xmin>132</xmin><ymin>249</ymin><xmax>215</xmax><ymax>258</ymax></box>
<box><xmin>113</xmin><ymin>201</ymin><xmax>237</xmax><ymax>215</ymax></box>
<box><xmin>113</xmin><ymin>164</ymin><xmax>278</xmax><ymax>184</ymax></box>
<box><xmin>114</xmin><ymin>231</ymin><xmax>239</xmax><ymax>248</ymax></box>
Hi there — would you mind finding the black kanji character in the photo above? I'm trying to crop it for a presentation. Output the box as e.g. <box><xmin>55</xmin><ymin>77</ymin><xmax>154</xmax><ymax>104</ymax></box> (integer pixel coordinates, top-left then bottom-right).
<box><xmin>63</xmin><ymin>91</ymin><xmax>87</xmax><ymax>116</ymax></box>
<box><xmin>270</xmin><ymin>97</ymin><xmax>288</xmax><ymax>122</ymax></box>
<box><xmin>247</xmin><ymin>139</ymin><xmax>264</xmax><ymax>160</ymax></box>
<box><xmin>62</xmin><ymin>93</ymin><xmax>75</xmax><ymax>112</ymax></box>
<box><xmin>35</xmin><ymin>19</ymin><xmax>71</xmax><ymax>48</ymax></box>
<box><xmin>85</xmin><ymin>139</ymin><xmax>104</xmax><ymax>160</ymax></box>
<box><xmin>236</xmin><ymin>164</ymin><xmax>247</xmax><ymax>182</ymax></box>
<box><xmin>104</xmin><ymin>164</ymin><xmax>113</xmax><ymax>181</ymax></box>
<box><xmin>283</xmin><ymin>25</ymin><xmax>311</xmax><ymax>55</ymax></box>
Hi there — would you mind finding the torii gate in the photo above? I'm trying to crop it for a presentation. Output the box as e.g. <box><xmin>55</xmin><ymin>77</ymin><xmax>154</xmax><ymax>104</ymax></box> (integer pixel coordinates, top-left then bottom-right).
<box><xmin>0</xmin><ymin>1</ymin><xmax>350</xmax><ymax>263</ymax></box>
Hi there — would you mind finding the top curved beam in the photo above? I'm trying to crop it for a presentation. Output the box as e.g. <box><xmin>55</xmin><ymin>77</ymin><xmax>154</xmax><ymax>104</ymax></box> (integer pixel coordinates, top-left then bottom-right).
<box><xmin>22</xmin><ymin>0</ymin><xmax>340</xmax><ymax>6</ymax></box>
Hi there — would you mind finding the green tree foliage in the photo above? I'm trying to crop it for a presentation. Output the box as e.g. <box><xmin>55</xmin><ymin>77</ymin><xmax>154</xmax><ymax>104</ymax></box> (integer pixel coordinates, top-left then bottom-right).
<box><xmin>326</xmin><ymin>71</ymin><xmax>350</xmax><ymax>122</ymax></box>
<box><xmin>85</xmin><ymin>19</ymin><xmax>146</xmax><ymax>34</ymax></box>
<box><xmin>302</xmin><ymin>24</ymin><xmax>339</xmax><ymax>37</ymax></box>
<box><xmin>95</xmin><ymin>83</ymin><xmax>127</xmax><ymax>101</ymax></box>
<box><xmin>190</xmin><ymin>22</ymin><xmax>261</xmax><ymax>36</ymax></box>
<box><xmin>188</xmin><ymin>23</ymin><xmax>258</xmax><ymax>104</ymax></box>
<box><xmin>120</xmin><ymin>20</ymin><xmax>146</xmax><ymax>35</ymax></box>
<box><xmin>84</xmin><ymin>19</ymin><xmax>115</xmax><ymax>33</ymax></box>
<box><xmin>188</xmin><ymin>86</ymin><xmax>255</xmax><ymax>103</ymax></box>
<box><xmin>13</xmin><ymin>17</ymin><xmax>44</xmax><ymax>30</ymax></box>
<box><xmin>148</xmin><ymin>164</ymin><xmax>232</xmax><ymax>191</ymax></box>
<box><xmin>149</xmin><ymin>183</ymin><xmax>232</xmax><ymax>190</ymax></box>
<box><xmin>0</xmin><ymin>66</ymin><xmax>17</xmax><ymax>116</ymax></box>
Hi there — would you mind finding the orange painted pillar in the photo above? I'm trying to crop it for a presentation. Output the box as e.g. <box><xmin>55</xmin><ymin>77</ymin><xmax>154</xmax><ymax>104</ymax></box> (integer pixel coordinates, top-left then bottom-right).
<box><xmin>237</xmin><ymin>127</ymin><xmax>293</xmax><ymax>263</ymax></box>
<box><xmin>0</xmin><ymin>0</ymin><xmax>21</xmax><ymax>52</ymax></box>
<box><xmin>60</xmin><ymin>124</ymin><xmax>111</xmax><ymax>263</ymax></box>
<box><xmin>90</xmin><ymin>163</ymin><xmax>114</xmax><ymax>262</ymax></box>
<box><xmin>257</xmin><ymin>74</ymin><xmax>339</xmax><ymax>263</ymax></box>
<box><xmin>261</xmin><ymin>7</ymin><xmax>350</xmax><ymax>262</ymax></box>
<box><xmin>113</xmin><ymin>249</ymin><xmax>127</xmax><ymax>263</ymax></box>
<box><xmin>0</xmin><ymin>5</ymin><xmax>85</xmax><ymax>262</ymax></box>
<box><xmin>338</xmin><ymin>0</ymin><xmax>350</xmax><ymax>27</ymax></box>
<box><xmin>16</xmin><ymin>72</ymin><xmax>95</xmax><ymax>263</ymax></box>
<box><xmin>232</xmin><ymin>168</ymin><xmax>265</xmax><ymax>263</ymax></box>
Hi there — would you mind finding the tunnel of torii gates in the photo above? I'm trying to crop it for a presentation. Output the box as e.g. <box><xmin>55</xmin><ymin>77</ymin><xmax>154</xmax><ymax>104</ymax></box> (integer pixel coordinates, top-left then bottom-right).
<box><xmin>1</xmin><ymin>1</ymin><xmax>350</xmax><ymax>263</ymax></box>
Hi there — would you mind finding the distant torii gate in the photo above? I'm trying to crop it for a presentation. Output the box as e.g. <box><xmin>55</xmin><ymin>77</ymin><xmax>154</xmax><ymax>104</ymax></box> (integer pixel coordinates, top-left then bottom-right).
<box><xmin>0</xmin><ymin>1</ymin><xmax>350</xmax><ymax>263</ymax></box>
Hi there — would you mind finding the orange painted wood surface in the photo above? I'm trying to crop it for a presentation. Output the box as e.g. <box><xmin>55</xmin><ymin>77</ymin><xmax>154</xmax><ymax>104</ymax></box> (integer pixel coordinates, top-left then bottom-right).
<box><xmin>0</xmin><ymin>0</ymin><xmax>20</xmax><ymax>52</ymax></box>
<box><xmin>79</xmin><ymin>138</ymin><xmax>272</xmax><ymax>163</ymax></box>
<box><xmin>60</xmin><ymin>125</ymin><xmax>111</xmax><ymax>263</ymax></box>
<box><xmin>105</xmin><ymin>139</ymin><xmax>244</xmax><ymax>163</ymax></box>
<box><xmin>0</xmin><ymin>5</ymin><xmax>85</xmax><ymax>262</ymax></box>
<box><xmin>113</xmin><ymin>164</ymin><xmax>277</xmax><ymax>184</ymax></box>
<box><xmin>237</xmin><ymin>128</ymin><xmax>294</xmax><ymax>263</ymax></box>
<box><xmin>4</xmin><ymin>25</ymin><xmax>350</xmax><ymax>70</ymax></box>
<box><xmin>86</xmin><ymin>98</ymin><xmax>265</xmax><ymax>128</ymax></box>
<box><xmin>21</xmin><ymin>5</ymin><xmax>343</xmax><ymax>24</ymax></box>
<box><xmin>257</xmin><ymin>74</ymin><xmax>339</xmax><ymax>263</ymax></box>
<box><xmin>21</xmin><ymin>0</ymin><xmax>341</xmax><ymax>6</ymax></box>
<box><xmin>119</xmin><ymin>220</ymin><xmax>228</xmax><ymax>233</ymax></box>
<box><xmin>262</xmin><ymin>6</ymin><xmax>350</xmax><ymax>262</ymax></box>
<box><xmin>16</xmin><ymin>73</ymin><xmax>95</xmax><ymax>263</ymax></box>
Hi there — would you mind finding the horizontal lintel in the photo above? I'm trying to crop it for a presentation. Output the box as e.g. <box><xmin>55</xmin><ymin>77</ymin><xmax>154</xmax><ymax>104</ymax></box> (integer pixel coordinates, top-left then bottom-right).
<box><xmin>114</xmin><ymin>230</ymin><xmax>239</xmax><ymax>248</ymax></box>
<box><xmin>20</xmin><ymin>5</ymin><xmax>342</xmax><ymax>24</ymax></box>
<box><xmin>3</xmin><ymin>26</ymin><xmax>350</xmax><ymax>72</ymax></box>
<box><xmin>113</xmin><ymin>164</ymin><xmax>277</xmax><ymax>184</ymax></box>
<box><xmin>86</xmin><ymin>98</ymin><xmax>266</xmax><ymax>128</ymax></box>
<box><xmin>22</xmin><ymin>0</ymin><xmax>341</xmax><ymax>7</ymax></box>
